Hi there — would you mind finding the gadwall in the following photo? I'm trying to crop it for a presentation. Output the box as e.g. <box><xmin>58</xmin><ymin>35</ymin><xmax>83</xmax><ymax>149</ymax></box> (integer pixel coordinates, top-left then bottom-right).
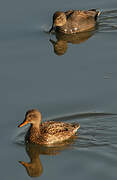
<box><xmin>49</xmin><ymin>9</ymin><xmax>101</xmax><ymax>34</ymax></box>
<box><xmin>18</xmin><ymin>109</ymin><xmax>80</xmax><ymax>145</ymax></box>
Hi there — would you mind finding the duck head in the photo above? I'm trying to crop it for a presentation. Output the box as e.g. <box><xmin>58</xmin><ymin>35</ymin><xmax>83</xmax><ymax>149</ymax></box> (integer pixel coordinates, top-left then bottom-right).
<box><xmin>18</xmin><ymin>109</ymin><xmax>42</xmax><ymax>128</ymax></box>
<box><xmin>49</xmin><ymin>11</ymin><xmax>67</xmax><ymax>33</ymax></box>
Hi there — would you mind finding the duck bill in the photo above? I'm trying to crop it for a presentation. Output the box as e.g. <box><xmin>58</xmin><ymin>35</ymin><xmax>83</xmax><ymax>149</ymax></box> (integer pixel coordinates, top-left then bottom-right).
<box><xmin>19</xmin><ymin>161</ymin><xmax>29</xmax><ymax>167</ymax></box>
<box><xmin>18</xmin><ymin>119</ymin><xmax>29</xmax><ymax>127</ymax></box>
<box><xmin>49</xmin><ymin>39</ymin><xmax>56</xmax><ymax>45</ymax></box>
<box><xmin>49</xmin><ymin>24</ymin><xmax>55</xmax><ymax>33</ymax></box>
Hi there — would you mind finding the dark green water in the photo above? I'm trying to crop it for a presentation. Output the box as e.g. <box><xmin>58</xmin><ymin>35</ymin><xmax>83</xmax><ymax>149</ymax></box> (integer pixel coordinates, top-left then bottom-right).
<box><xmin>0</xmin><ymin>0</ymin><xmax>117</xmax><ymax>179</ymax></box>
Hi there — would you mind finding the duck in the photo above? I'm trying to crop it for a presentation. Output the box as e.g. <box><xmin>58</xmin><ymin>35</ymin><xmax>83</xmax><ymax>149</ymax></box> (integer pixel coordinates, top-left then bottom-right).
<box><xmin>49</xmin><ymin>9</ymin><xmax>101</xmax><ymax>34</ymax></box>
<box><xmin>18</xmin><ymin>109</ymin><xmax>80</xmax><ymax>145</ymax></box>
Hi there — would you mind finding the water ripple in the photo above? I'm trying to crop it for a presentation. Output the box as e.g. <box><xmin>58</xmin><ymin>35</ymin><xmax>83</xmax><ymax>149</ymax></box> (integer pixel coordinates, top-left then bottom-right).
<box><xmin>98</xmin><ymin>9</ymin><xmax>117</xmax><ymax>33</ymax></box>
<box><xmin>14</xmin><ymin>111</ymin><xmax>117</xmax><ymax>149</ymax></box>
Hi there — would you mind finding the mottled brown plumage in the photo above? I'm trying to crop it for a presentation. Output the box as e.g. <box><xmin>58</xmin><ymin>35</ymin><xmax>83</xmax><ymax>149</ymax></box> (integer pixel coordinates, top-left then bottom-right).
<box><xmin>18</xmin><ymin>109</ymin><xmax>80</xmax><ymax>145</ymax></box>
<box><xmin>49</xmin><ymin>9</ymin><xmax>101</xmax><ymax>34</ymax></box>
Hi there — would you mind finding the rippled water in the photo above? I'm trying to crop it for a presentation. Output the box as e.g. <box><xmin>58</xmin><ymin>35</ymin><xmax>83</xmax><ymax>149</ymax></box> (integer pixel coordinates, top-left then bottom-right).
<box><xmin>0</xmin><ymin>0</ymin><xmax>117</xmax><ymax>179</ymax></box>
<box><xmin>99</xmin><ymin>10</ymin><xmax>117</xmax><ymax>32</ymax></box>
<box><xmin>15</xmin><ymin>113</ymin><xmax>117</xmax><ymax>179</ymax></box>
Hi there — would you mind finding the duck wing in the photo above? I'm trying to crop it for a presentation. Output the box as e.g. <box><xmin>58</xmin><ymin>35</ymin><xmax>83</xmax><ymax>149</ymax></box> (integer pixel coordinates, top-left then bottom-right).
<box><xmin>41</xmin><ymin>121</ymin><xmax>79</xmax><ymax>135</ymax></box>
<box><xmin>65</xmin><ymin>9</ymin><xmax>100</xmax><ymax>32</ymax></box>
<box><xmin>65</xmin><ymin>10</ymin><xmax>74</xmax><ymax>18</ymax></box>
<box><xmin>68</xmin><ymin>9</ymin><xmax>100</xmax><ymax>22</ymax></box>
<box><xmin>76</xmin><ymin>9</ymin><xmax>100</xmax><ymax>20</ymax></box>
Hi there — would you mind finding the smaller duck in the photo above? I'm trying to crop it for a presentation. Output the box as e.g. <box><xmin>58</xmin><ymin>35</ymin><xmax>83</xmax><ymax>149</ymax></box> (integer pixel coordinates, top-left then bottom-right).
<box><xmin>18</xmin><ymin>109</ymin><xmax>80</xmax><ymax>145</ymax></box>
<box><xmin>49</xmin><ymin>9</ymin><xmax>101</xmax><ymax>34</ymax></box>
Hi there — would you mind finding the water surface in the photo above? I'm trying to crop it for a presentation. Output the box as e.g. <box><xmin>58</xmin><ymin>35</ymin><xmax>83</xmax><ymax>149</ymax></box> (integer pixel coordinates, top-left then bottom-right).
<box><xmin>0</xmin><ymin>0</ymin><xmax>117</xmax><ymax>179</ymax></box>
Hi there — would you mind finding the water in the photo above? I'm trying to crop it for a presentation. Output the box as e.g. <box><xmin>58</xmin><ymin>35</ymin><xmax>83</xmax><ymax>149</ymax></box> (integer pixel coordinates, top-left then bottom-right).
<box><xmin>0</xmin><ymin>0</ymin><xmax>117</xmax><ymax>179</ymax></box>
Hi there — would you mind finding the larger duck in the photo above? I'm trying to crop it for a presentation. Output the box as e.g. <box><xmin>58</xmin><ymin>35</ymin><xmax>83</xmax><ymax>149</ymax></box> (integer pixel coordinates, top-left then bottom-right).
<box><xmin>49</xmin><ymin>9</ymin><xmax>101</xmax><ymax>34</ymax></box>
<box><xmin>18</xmin><ymin>109</ymin><xmax>80</xmax><ymax>145</ymax></box>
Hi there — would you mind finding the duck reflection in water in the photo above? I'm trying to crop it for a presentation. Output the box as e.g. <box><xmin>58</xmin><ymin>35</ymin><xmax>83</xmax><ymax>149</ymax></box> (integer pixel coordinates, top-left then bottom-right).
<box><xmin>50</xmin><ymin>29</ymin><xmax>96</xmax><ymax>56</ymax></box>
<box><xmin>19</xmin><ymin>137</ymin><xmax>77</xmax><ymax>178</ymax></box>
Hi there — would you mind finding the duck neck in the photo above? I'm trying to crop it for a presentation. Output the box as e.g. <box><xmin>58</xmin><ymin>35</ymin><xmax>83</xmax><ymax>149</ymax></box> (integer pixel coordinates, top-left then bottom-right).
<box><xmin>28</xmin><ymin>123</ymin><xmax>41</xmax><ymax>143</ymax></box>
<box><xmin>32</xmin><ymin>122</ymin><xmax>40</xmax><ymax>130</ymax></box>
<box><xmin>30</xmin><ymin>122</ymin><xmax>41</xmax><ymax>135</ymax></box>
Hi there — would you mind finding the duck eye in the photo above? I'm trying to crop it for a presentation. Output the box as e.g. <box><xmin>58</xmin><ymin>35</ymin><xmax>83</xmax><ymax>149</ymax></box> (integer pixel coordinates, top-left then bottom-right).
<box><xmin>27</xmin><ymin>114</ymin><xmax>37</xmax><ymax>119</ymax></box>
<box><xmin>28</xmin><ymin>114</ymin><xmax>37</xmax><ymax>118</ymax></box>
<box><xmin>28</xmin><ymin>115</ymin><xmax>32</xmax><ymax>118</ymax></box>
<box><xmin>32</xmin><ymin>114</ymin><xmax>37</xmax><ymax>118</ymax></box>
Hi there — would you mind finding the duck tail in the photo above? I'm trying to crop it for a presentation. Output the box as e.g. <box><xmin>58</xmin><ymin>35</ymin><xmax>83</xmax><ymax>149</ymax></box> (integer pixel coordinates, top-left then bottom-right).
<box><xmin>72</xmin><ymin>123</ymin><xmax>80</xmax><ymax>130</ymax></box>
<box><xmin>89</xmin><ymin>9</ymin><xmax>102</xmax><ymax>20</ymax></box>
<box><xmin>95</xmin><ymin>9</ymin><xmax>102</xmax><ymax>20</ymax></box>
<box><xmin>97</xmin><ymin>9</ymin><xmax>103</xmax><ymax>16</ymax></box>
<box><xmin>72</xmin><ymin>123</ymin><xmax>80</xmax><ymax>134</ymax></box>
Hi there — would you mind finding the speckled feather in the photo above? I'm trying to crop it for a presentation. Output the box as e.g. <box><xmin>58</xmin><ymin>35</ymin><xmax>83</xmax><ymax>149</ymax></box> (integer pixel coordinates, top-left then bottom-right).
<box><xmin>18</xmin><ymin>109</ymin><xmax>80</xmax><ymax>145</ymax></box>
<box><xmin>52</xmin><ymin>9</ymin><xmax>100</xmax><ymax>34</ymax></box>
<box><xmin>26</xmin><ymin>121</ymin><xmax>80</xmax><ymax>145</ymax></box>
